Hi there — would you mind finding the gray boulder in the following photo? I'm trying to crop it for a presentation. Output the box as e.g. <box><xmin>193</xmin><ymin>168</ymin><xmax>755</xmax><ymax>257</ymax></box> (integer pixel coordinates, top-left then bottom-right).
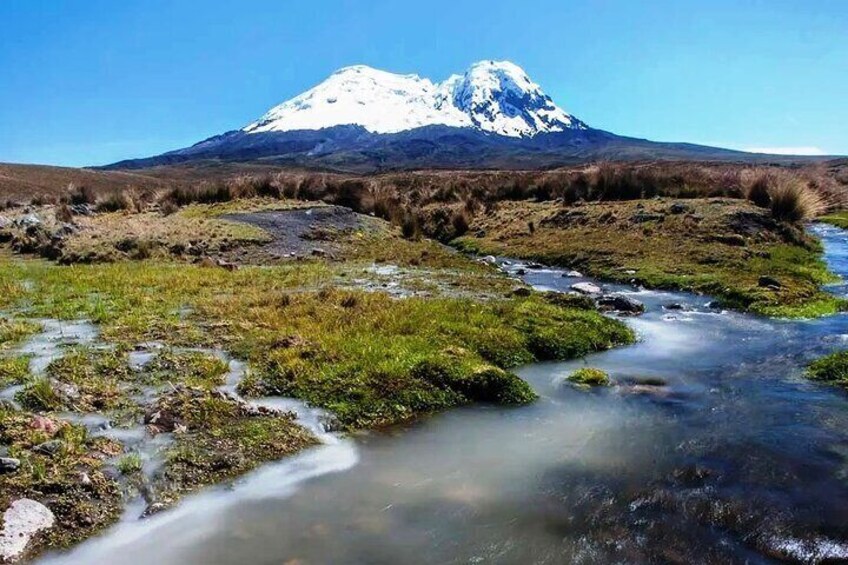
<box><xmin>596</xmin><ymin>293</ymin><xmax>645</xmax><ymax>315</ymax></box>
<box><xmin>571</xmin><ymin>282</ymin><xmax>602</xmax><ymax>295</ymax></box>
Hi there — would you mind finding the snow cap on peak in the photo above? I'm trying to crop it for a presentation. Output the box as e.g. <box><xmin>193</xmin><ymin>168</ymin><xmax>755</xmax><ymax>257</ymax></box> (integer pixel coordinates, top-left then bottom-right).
<box><xmin>244</xmin><ymin>60</ymin><xmax>584</xmax><ymax>137</ymax></box>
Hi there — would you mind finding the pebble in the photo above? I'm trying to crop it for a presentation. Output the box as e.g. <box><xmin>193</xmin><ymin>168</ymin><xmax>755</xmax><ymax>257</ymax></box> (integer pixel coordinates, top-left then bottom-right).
<box><xmin>33</xmin><ymin>439</ymin><xmax>64</xmax><ymax>457</ymax></box>
<box><xmin>0</xmin><ymin>457</ymin><xmax>20</xmax><ymax>474</ymax></box>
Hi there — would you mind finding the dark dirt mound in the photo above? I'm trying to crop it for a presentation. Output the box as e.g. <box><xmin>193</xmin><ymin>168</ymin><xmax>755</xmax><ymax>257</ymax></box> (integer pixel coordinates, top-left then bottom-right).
<box><xmin>222</xmin><ymin>205</ymin><xmax>377</xmax><ymax>261</ymax></box>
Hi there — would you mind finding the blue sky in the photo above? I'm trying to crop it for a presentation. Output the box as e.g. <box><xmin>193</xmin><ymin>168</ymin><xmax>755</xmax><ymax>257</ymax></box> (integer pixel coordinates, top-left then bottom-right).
<box><xmin>1</xmin><ymin>0</ymin><xmax>846</xmax><ymax>166</ymax></box>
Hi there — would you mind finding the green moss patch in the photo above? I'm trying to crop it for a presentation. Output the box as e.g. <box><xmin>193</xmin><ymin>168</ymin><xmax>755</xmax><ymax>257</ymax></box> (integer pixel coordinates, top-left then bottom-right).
<box><xmin>142</xmin><ymin>349</ymin><xmax>229</xmax><ymax>389</ymax></box>
<box><xmin>567</xmin><ymin>367</ymin><xmax>611</xmax><ymax>386</ymax></box>
<box><xmin>807</xmin><ymin>351</ymin><xmax>848</xmax><ymax>388</ymax></box>
<box><xmin>146</xmin><ymin>388</ymin><xmax>317</xmax><ymax>509</ymax></box>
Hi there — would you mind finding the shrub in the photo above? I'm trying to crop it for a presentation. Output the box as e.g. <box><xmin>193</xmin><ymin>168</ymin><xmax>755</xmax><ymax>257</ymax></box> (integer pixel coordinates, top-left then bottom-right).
<box><xmin>746</xmin><ymin>172</ymin><xmax>773</xmax><ymax>208</ymax></box>
<box><xmin>31</xmin><ymin>194</ymin><xmax>58</xmax><ymax>206</ymax></box>
<box><xmin>66</xmin><ymin>183</ymin><xmax>97</xmax><ymax>205</ymax></box>
<box><xmin>159</xmin><ymin>199</ymin><xmax>179</xmax><ymax>216</ymax></box>
<box><xmin>96</xmin><ymin>190</ymin><xmax>140</xmax><ymax>213</ymax></box>
<box><xmin>54</xmin><ymin>203</ymin><xmax>73</xmax><ymax>223</ymax></box>
<box><xmin>451</xmin><ymin>210</ymin><xmax>471</xmax><ymax>237</ymax></box>
<box><xmin>768</xmin><ymin>176</ymin><xmax>826</xmax><ymax>223</ymax></box>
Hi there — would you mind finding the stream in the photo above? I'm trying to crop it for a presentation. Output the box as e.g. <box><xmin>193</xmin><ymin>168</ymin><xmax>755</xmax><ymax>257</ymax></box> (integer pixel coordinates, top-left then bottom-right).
<box><xmin>40</xmin><ymin>223</ymin><xmax>848</xmax><ymax>564</ymax></box>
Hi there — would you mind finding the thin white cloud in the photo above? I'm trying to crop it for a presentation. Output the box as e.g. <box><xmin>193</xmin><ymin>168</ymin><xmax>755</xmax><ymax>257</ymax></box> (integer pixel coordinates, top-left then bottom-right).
<box><xmin>743</xmin><ymin>146</ymin><xmax>826</xmax><ymax>156</ymax></box>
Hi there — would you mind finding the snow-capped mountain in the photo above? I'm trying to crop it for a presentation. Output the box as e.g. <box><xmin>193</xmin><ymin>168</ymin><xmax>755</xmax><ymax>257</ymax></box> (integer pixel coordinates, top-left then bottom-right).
<box><xmin>106</xmin><ymin>61</ymin><xmax>756</xmax><ymax>172</ymax></box>
<box><xmin>243</xmin><ymin>60</ymin><xmax>586</xmax><ymax>138</ymax></box>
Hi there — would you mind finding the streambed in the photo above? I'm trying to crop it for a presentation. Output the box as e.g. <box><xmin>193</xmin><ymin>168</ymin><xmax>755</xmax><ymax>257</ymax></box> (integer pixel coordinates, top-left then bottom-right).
<box><xmin>39</xmin><ymin>223</ymin><xmax>848</xmax><ymax>564</ymax></box>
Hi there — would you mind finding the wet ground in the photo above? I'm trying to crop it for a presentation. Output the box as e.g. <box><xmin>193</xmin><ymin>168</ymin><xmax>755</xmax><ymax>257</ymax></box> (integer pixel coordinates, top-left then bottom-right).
<box><xmin>36</xmin><ymin>223</ymin><xmax>848</xmax><ymax>564</ymax></box>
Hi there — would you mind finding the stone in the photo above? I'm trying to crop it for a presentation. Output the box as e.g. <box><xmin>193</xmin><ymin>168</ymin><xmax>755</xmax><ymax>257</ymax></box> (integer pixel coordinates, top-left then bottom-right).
<box><xmin>215</xmin><ymin>258</ymin><xmax>238</xmax><ymax>271</ymax></box>
<box><xmin>311</xmin><ymin>248</ymin><xmax>327</xmax><ymax>257</ymax></box>
<box><xmin>481</xmin><ymin>255</ymin><xmax>497</xmax><ymax>264</ymax></box>
<box><xmin>669</xmin><ymin>202</ymin><xmax>691</xmax><ymax>215</ymax></box>
<box><xmin>510</xmin><ymin>287</ymin><xmax>532</xmax><ymax>297</ymax></box>
<box><xmin>664</xmin><ymin>302</ymin><xmax>686</xmax><ymax>310</ymax></box>
<box><xmin>515</xmin><ymin>268</ymin><xmax>526</xmax><ymax>276</ymax></box>
<box><xmin>0</xmin><ymin>399</ymin><xmax>17</xmax><ymax>412</ymax></box>
<box><xmin>711</xmin><ymin>233</ymin><xmax>746</xmax><ymax>246</ymax></box>
<box><xmin>0</xmin><ymin>499</ymin><xmax>55</xmax><ymax>562</ymax></box>
<box><xmin>33</xmin><ymin>439</ymin><xmax>64</xmax><ymax>457</ymax></box>
<box><xmin>0</xmin><ymin>457</ymin><xmax>20</xmax><ymax>474</ymax></box>
<box><xmin>30</xmin><ymin>415</ymin><xmax>60</xmax><ymax>436</ymax></box>
<box><xmin>70</xmin><ymin>204</ymin><xmax>95</xmax><ymax>216</ymax></box>
<box><xmin>630</xmin><ymin>212</ymin><xmax>664</xmax><ymax>223</ymax></box>
<box><xmin>563</xmin><ymin>270</ymin><xmax>583</xmax><ymax>278</ymax></box>
<box><xmin>101</xmin><ymin>466</ymin><xmax>121</xmax><ymax>481</ymax></box>
<box><xmin>54</xmin><ymin>223</ymin><xmax>78</xmax><ymax>237</ymax></box>
<box><xmin>596</xmin><ymin>293</ymin><xmax>645</xmax><ymax>315</ymax></box>
<box><xmin>50</xmin><ymin>379</ymin><xmax>80</xmax><ymax>403</ymax></box>
<box><xmin>15</xmin><ymin>214</ymin><xmax>41</xmax><ymax>228</ymax></box>
<box><xmin>571</xmin><ymin>282</ymin><xmax>602</xmax><ymax>295</ymax></box>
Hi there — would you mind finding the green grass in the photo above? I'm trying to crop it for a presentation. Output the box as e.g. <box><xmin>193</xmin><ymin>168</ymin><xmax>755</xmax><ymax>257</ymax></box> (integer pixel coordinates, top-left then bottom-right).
<box><xmin>117</xmin><ymin>452</ymin><xmax>143</xmax><ymax>475</ymax></box>
<box><xmin>0</xmin><ymin>354</ymin><xmax>31</xmax><ymax>387</ymax></box>
<box><xmin>0</xmin><ymin>199</ymin><xmax>640</xmax><ymax>559</ymax></box>
<box><xmin>0</xmin><ymin>254</ymin><xmax>633</xmax><ymax>428</ymax></box>
<box><xmin>16</xmin><ymin>378</ymin><xmax>64</xmax><ymax>411</ymax></box>
<box><xmin>0</xmin><ymin>318</ymin><xmax>40</xmax><ymax>349</ymax></box>
<box><xmin>807</xmin><ymin>350</ymin><xmax>848</xmax><ymax>388</ymax></box>
<box><xmin>43</xmin><ymin>348</ymin><xmax>135</xmax><ymax>412</ymax></box>
<box><xmin>819</xmin><ymin>211</ymin><xmax>848</xmax><ymax>230</ymax></box>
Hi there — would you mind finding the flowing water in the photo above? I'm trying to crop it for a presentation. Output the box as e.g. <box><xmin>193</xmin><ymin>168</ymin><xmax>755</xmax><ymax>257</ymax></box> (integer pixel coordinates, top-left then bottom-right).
<box><xmin>40</xmin><ymin>224</ymin><xmax>848</xmax><ymax>564</ymax></box>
